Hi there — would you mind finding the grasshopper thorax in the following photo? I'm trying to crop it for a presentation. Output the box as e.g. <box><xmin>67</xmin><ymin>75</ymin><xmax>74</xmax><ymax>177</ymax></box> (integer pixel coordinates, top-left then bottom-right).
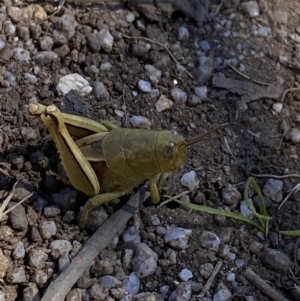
<box><xmin>155</xmin><ymin>131</ymin><xmax>187</xmax><ymax>173</ymax></box>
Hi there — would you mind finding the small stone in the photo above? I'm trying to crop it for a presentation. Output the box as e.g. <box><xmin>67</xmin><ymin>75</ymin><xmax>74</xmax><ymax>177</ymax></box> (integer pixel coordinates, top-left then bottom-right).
<box><xmin>178</xmin><ymin>269</ymin><xmax>193</xmax><ymax>281</ymax></box>
<box><xmin>87</xmin><ymin>33</ymin><xmax>101</xmax><ymax>52</ymax></box>
<box><xmin>13</xmin><ymin>241</ymin><xmax>25</xmax><ymax>259</ymax></box>
<box><xmin>18</xmin><ymin>26</ymin><xmax>30</xmax><ymax>41</ymax></box>
<box><xmin>257</xmin><ymin>26</ymin><xmax>270</xmax><ymax>37</ymax></box>
<box><xmin>169</xmin><ymin>282</ymin><xmax>192</xmax><ymax>301</ymax></box>
<box><xmin>13</xmin><ymin>47</ymin><xmax>30</xmax><ymax>62</ymax></box>
<box><xmin>222</xmin><ymin>184</ymin><xmax>241</xmax><ymax>207</ymax></box>
<box><xmin>138</xmin><ymin>80</ymin><xmax>151</xmax><ymax>92</ymax></box>
<box><xmin>133</xmin><ymin>293</ymin><xmax>164</xmax><ymax>301</ymax></box>
<box><xmin>25</xmin><ymin>73</ymin><xmax>38</xmax><ymax>84</ymax></box>
<box><xmin>98</xmin><ymin>29</ymin><xmax>114</xmax><ymax>52</ymax></box>
<box><xmin>21</xmin><ymin>127</ymin><xmax>37</xmax><ymax>141</ymax></box>
<box><xmin>195</xmin><ymin>86</ymin><xmax>208</xmax><ymax>100</ymax></box>
<box><xmin>200</xmin><ymin>231</ymin><xmax>221</xmax><ymax>252</ymax></box>
<box><xmin>100</xmin><ymin>62</ymin><xmax>112</xmax><ymax>71</ymax></box>
<box><xmin>0</xmin><ymin>226</ymin><xmax>14</xmax><ymax>242</ymax></box>
<box><xmin>93</xmin><ymin>81</ymin><xmax>109</xmax><ymax>101</ymax></box>
<box><xmin>187</xmin><ymin>95</ymin><xmax>201</xmax><ymax>107</ymax></box>
<box><xmin>272</xmin><ymin>102</ymin><xmax>283</xmax><ymax>113</ymax></box>
<box><xmin>6</xmin><ymin>267</ymin><xmax>26</xmax><ymax>284</ymax></box>
<box><xmin>155</xmin><ymin>95</ymin><xmax>173</xmax><ymax>112</ymax></box>
<box><xmin>57</xmin><ymin>73</ymin><xmax>92</xmax><ymax>96</ymax></box>
<box><xmin>28</xmin><ymin>249</ymin><xmax>48</xmax><ymax>269</ymax></box>
<box><xmin>39</xmin><ymin>221</ymin><xmax>57</xmax><ymax>239</ymax></box>
<box><xmin>226</xmin><ymin>273</ymin><xmax>235</xmax><ymax>282</ymax></box>
<box><xmin>126</xmin><ymin>11</ymin><xmax>135</xmax><ymax>23</ymax></box>
<box><xmin>199</xmin><ymin>41</ymin><xmax>211</xmax><ymax>51</ymax></box>
<box><xmin>273</xmin><ymin>11</ymin><xmax>288</xmax><ymax>24</ymax></box>
<box><xmin>39</xmin><ymin>36</ymin><xmax>54</xmax><ymax>51</ymax></box>
<box><xmin>240</xmin><ymin>1</ymin><xmax>260</xmax><ymax>18</ymax></box>
<box><xmin>0</xmin><ymin>249</ymin><xmax>10</xmax><ymax>278</ymax></box>
<box><xmin>34</xmin><ymin>51</ymin><xmax>58</xmax><ymax>65</ymax></box>
<box><xmin>23</xmin><ymin>283</ymin><xmax>40</xmax><ymax>301</ymax></box>
<box><xmin>213</xmin><ymin>283</ymin><xmax>232</xmax><ymax>301</ymax></box>
<box><xmin>240</xmin><ymin>200</ymin><xmax>254</xmax><ymax>218</ymax></box>
<box><xmin>235</xmin><ymin>259</ymin><xmax>245</xmax><ymax>268</ymax></box>
<box><xmin>89</xmin><ymin>283</ymin><xmax>109</xmax><ymax>300</ymax></box>
<box><xmin>0</xmin><ymin>39</ymin><xmax>5</xmax><ymax>51</ymax></box>
<box><xmin>49</xmin><ymin>240</ymin><xmax>72</xmax><ymax>259</ymax></box>
<box><xmin>131</xmin><ymin>243</ymin><xmax>158</xmax><ymax>278</ymax></box>
<box><xmin>130</xmin><ymin>116</ymin><xmax>151</xmax><ymax>129</ymax></box>
<box><xmin>7</xmin><ymin>6</ymin><xmax>22</xmax><ymax>22</ymax></box>
<box><xmin>4</xmin><ymin>20</ymin><xmax>16</xmax><ymax>35</ymax></box>
<box><xmin>262</xmin><ymin>179</ymin><xmax>283</xmax><ymax>203</ymax></box>
<box><xmin>178</xmin><ymin>26</ymin><xmax>189</xmax><ymax>41</ymax></box>
<box><xmin>164</xmin><ymin>228</ymin><xmax>192</xmax><ymax>250</ymax></box>
<box><xmin>199</xmin><ymin>263</ymin><xmax>214</xmax><ymax>279</ymax></box>
<box><xmin>180</xmin><ymin>171</ymin><xmax>199</xmax><ymax>191</ymax></box>
<box><xmin>59</xmin><ymin>252</ymin><xmax>70</xmax><ymax>271</ymax></box>
<box><xmin>145</xmin><ymin>65</ymin><xmax>162</xmax><ymax>85</ymax></box>
<box><xmin>261</xmin><ymin>248</ymin><xmax>293</xmax><ymax>274</ymax></box>
<box><xmin>288</xmin><ymin>128</ymin><xmax>300</xmax><ymax>143</ymax></box>
<box><xmin>44</xmin><ymin>206</ymin><xmax>61</xmax><ymax>218</ymax></box>
<box><xmin>66</xmin><ymin>288</ymin><xmax>82</xmax><ymax>301</ymax></box>
<box><xmin>126</xmin><ymin>272</ymin><xmax>140</xmax><ymax>295</ymax></box>
<box><xmin>8</xmin><ymin>202</ymin><xmax>28</xmax><ymax>230</ymax></box>
<box><xmin>170</xmin><ymin>88</ymin><xmax>188</xmax><ymax>105</ymax></box>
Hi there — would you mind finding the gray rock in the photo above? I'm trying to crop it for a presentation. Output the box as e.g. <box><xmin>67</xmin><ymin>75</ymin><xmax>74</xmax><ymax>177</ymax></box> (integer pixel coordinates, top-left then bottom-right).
<box><xmin>155</xmin><ymin>95</ymin><xmax>173</xmax><ymax>112</ymax></box>
<box><xmin>240</xmin><ymin>1</ymin><xmax>260</xmax><ymax>18</ymax></box>
<box><xmin>133</xmin><ymin>293</ymin><xmax>164</xmax><ymax>301</ymax></box>
<box><xmin>164</xmin><ymin>228</ymin><xmax>192</xmax><ymax>249</ymax></box>
<box><xmin>5</xmin><ymin>71</ymin><xmax>16</xmax><ymax>87</ymax></box>
<box><xmin>200</xmin><ymin>40</ymin><xmax>211</xmax><ymax>51</ymax></box>
<box><xmin>13</xmin><ymin>47</ymin><xmax>30</xmax><ymax>62</ymax></box>
<box><xmin>39</xmin><ymin>221</ymin><xmax>57</xmax><ymax>239</ymax></box>
<box><xmin>0</xmin><ymin>39</ymin><xmax>5</xmax><ymax>51</ymax></box>
<box><xmin>6</xmin><ymin>267</ymin><xmax>26</xmax><ymax>284</ymax></box>
<box><xmin>213</xmin><ymin>283</ymin><xmax>232</xmax><ymax>301</ymax></box>
<box><xmin>43</xmin><ymin>206</ymin><xmax>61</xmax><ymax>218</ymax></box>
<box><xmin>87</xmin><ymin>33</ymin><xmax>101</xmax><ymax>52</ymax></box>
<box><xmin>18</xmin><ymin>26</ymin><xmax>30</xmax><ymax>41</ymax></box>
<box><xmin>130</xmin><ymin>116</ymin><xmax>151</xmax><ymax>129</ymax></box>
<box><xmin>200</xmin><ymin>231</ymin><xmax>221</xmax><ymax>252</ymax></box>
<box><xmin>93</xmin><ymin>81</ymin><xmax>109</xmax><ymax>101</ymax></box>
<box><xmin>178</xmin><ymin>269</ymin><xmax>193</xmax><ymax>281</ymax></box>
<box><xmin>98</xmin><ymin>29</ymin><xmax>114</xmax><ymax>52</ymax></box>
<box><xmin>240</xmin><ymin>200</ymin><xmax>254</xmax><ymax>218</ymax></box>
<box><xmin>21</xmin><ymin>127</ymin><xmax>37</xmax><ymax>141</ymax></box>
<box><xmin>178</xmin><ymin>26</ymin><xmax>189</xmax><ymax>41</ymax></box>
<box><xmin>261</xmin><ymin>248</ymin><xmax>293</xmax><ymax>274</ymax></box>
<box><xmin>170</xmin><ymin>87</ymin><xmax>188</xmax><ymax>105</ymax></box>
<box><xmin>66</xmin><ymin>289</ymin><xmax>82</xmax><ymax>301</ymax></box>
<box><xmin>57</xmin><ymin>73</ymin><xmax>92</xmax><ymax>96</ymax></box>
<box><xmin>168</xmin><ymin>282</ymin><xmax>192</xmax><ymax>301</ymax></box>
<box><xmin>13</xmin><ymin>241</ymin><xmax>25</xmax><ymax>259</ymax></box>
<box><xmin>8</xmin><ymin>202</ymin><xmax>28</xmax><ymax>230</ymax></box>
<box><xmin>126</xmin><ymin>272</ymin><xmax>140</xmax><ymax>295</ymax></box>
<box><xmin>28</xmin><ymin>249</ymin><xmax>48</xmax><ymax>269</ymax></box>
<box><xmin>222</xmin><ymin>184</ymin><xmax>241</xmax><ymax>207</ymax></box>
<box><xmin>49</xmin><ymin>240</ymin><xmax>72</xmax><ymax>259</ymax></box>
<box><xmin>34</xmin><ymin>51</ymin><xmax>58</xmax><ymax>65</ymax></box>
<box><xmin>7</xmin><ymin>6</ymin><xmax>22</xmax><ymax>22</ymax></box>
<box><xmin>145</xmin><ymin>64</ymin><xmax>162</xmax><ymax>85</ymax></box>
<box><xmin>138</xmin><ymin>80</ymin><xmax>151</xmax><ymax>92</ymax></box>
<box><xmin>195</xmin><ymin>86</ymin><xmax>208</xmax><ymax>100</ymax></box>
<box><xmin>58</xmin><ymin>252</ymin><xmax>70</xmax><ymax>271</ymax></box>
<box><xmin>89</xmin><ymin>283</ymin><xmax>109</xmax><ymax>300</ymax></box>
<box><xmin>53</xmin><ymin>30</ymin><xmax>68</xmax><ymax>45</ymax></box>
<box><xmin>187</xmin><ymin>95</ymin><xmax>201</xmax><ymax>107</ymax></box>
<box><xmin>273</xmin><ymin>11</ymin><xmax>288</xmax><ymax>24</ymax></box>
<box><xmin>23</xmin><ymin>282</ymin><xmax>40</xmax><ymax>301</ymax></box>
<box><xmin>197</xmin><ymin>56</ymin><xmax>215</xmax><ymax>84</ymax></box>
<box><xmin>3</xmin><ymin>20</ymin><xmax>16</xmax><ymax>35</ymax></box>
<box><xmin>131</xmin><ymin>243</ymin><xmax>158</xmax><ymax>278</ymax></box>
<box><xmin>199</xmin><ymin>263</ymin><xmax>214</xmax><ymax>279</ymax></box>
<box><xmin>25</xmin><ymin>73</ymin><xmax>38</xmax><ymax>84</ymax></box>
<box><xmin>39</xmin><ymin>36</ymin><xmax>54</xmax><ymax>51</ymax></box>
<box><xmin>262</xmin><ymin>179</ymin><xmax>283</xmax><ymax>203</ymax></box>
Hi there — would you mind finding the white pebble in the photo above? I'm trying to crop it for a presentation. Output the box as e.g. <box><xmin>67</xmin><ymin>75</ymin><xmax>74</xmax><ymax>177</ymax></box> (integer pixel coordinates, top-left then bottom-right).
<box><xmin>125</xmin><ymin>272</ymin><xmax>140</xmax><ymax>295</ymax></box>
<box><xmin>155</xmin><ymin>95</ymin><xmax>173</xmax><ymax>112</ymax></box>
<box><xmin>145</xmin><ymin>65</ymin><xmax>162</xmax><ymax>85</ymax></box>
<box><xmin>240</xmin><ymin>200</ymin><xmax>254</xmax><ymax>218</ymax></box>
<box><xmin>226</xmin><ymin>272</ymin><xmax>235</xmax><ymax>282</ymax></box>
<box><xmin>130</xmin><ymin>116</ymin><xmax>151</xmax><ymax>129</ymax></box>
<box><xmin>49</xmin><ymin>240</ymin><xmax>72</xmax><ymax>259</ymax></box>
<box><xmin>195</xmin><ymin>86</ymin><xmax>208</xmax><ymax>100</ymax></box>
<box><xmin>126</xmin><ymin>11</ymin><xmax>135</xmax><ymax>23</ymax></box>
<box><xmin>13</xmin><ymin>241</ymin><xmax>25</xmax><ymax>259</ymax></box>
<box><xmin>180</xmin><ymin>171</ymin><xmax>199</xmax><ymax>191</ymax></box>
<box><xmin>289</xmin><ymin>128</ymin><xmax>300</xmax><ymax>143</ymax></box>
<box><xmin>114</xmin><ymin>110</ymin><xmax>124</xmax><ymax>118</ymax></box>
<box><xmin>164</xmin><ymin>228</ymin><xmax>192</xmax><ymax>250</ymax></box>
<box><xmin>272</xmin><ymin>102</ymin><xmax>283</xmax><ymax>113</ymax></box>
<box><xmin>138</xmin><ymin>80</ymin><xmax>151</xmax><ymax>92</ymax></box>
<box><xmin>25</xmin><ymin>73</ymin><xmax>38</xmax><ymax>84</ymax></box>
<box><xmin>178</xmin><ymin>26</ymin><xmax>190</xmax><ymax>41</ymax></box>
<box><xmin>98</xmin><ymin>29</ymin><xmax>114</xmax><ymax>52</ymax></box>
<box><xmin>178</xmin><ymin>269</ymin><xmax>193</xmax><ymax>281</ymax></box>
<box><xmin>57</xmin><ymin>73</ymin><xmax>92</xmax><ymax>96</ymax></box>
<box><xmin>170</xmin><ymin>87</ymin><xmax>188</xmax><ymax>104</ymax></box>
<box><xmin>0</xmin><ymin>39</ymin><xmax>5</xmax><ymax>51</ymax></box>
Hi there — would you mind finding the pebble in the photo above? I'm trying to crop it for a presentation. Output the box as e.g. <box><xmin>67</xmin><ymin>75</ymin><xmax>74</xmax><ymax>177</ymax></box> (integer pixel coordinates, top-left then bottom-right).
<box><xmin>8</xmin><ymin>202</ymin><xmax>28</xmax><ymax>230</ymax></box>
<box><xmin>100</xmin><ymin>62</ymin><xmax>112</xmax><ymax>71</ymax></box>
<box><xmin>131</xmin><ymin>243</ymin><xmax>158</xmax><ymax>278</ymax></box>
<box><xmin>23</xmin><ymin>283</ymin><xmax>40</xmax><ymax>301</ymax></box>
<box><xmin>178</xmin><ymin>26</ymin><xmax>189</xmax><ymax>41</ymax></box>
<box><xmin>44</xmin><ymin>206</ymin><xmax>61</xmax><ymax>218</ymax></box>
<box><xmin>34</xmin><ymin>51</ymin><xmax>58</xmax><ymax>65</ymax></box>
<box><xmin>130</xmin><ymin>116</ymin><xmax>151</xmax><ymax>129</ymax></box>
<box><xmin>226</xmin><ymin>273</ymin><xmax>235</xmax><ymax>282</ymax></box>
<box><xmin>195</xmin><ymin>86</ymin><xmax>208</xmax><ymax>100</ymax></box>
<box><xmin>273</xmin><ymin>11</ymin><xmax>288</xmax><ymax>24</ymax></box>
<box><xmin>126</xmin><ymin>272</ymin><xmax>140</xmax><ymax>295</ymax></box>
<box><xmin>13</xmin><ymin>241</ymin><xmax>25</xmax><ymax>259</ymax></box>
<box><xmin>133</xmin><ymin>292</ymin><xmax>164</xmax><ymax>301</ymax></box>
<box><xmin>39</xmin><ymin>36</ymin><xmax>54</xmax><ymax>51</ymax></box>
<box><xmin>57</xmin><ymin>73</ymin><xmax>92</xmax><ymax>96</ymax></box>
<box><xmin>144</xmin><ymin>65</ymin><xmax>162</xmax><ymax>85</ymax></box>
<box><xmin>200</xmin><ymin>231</ymin><xmax>221</xmax><ymax>252</ymax></box>
<box><xmin>0</xmin><ymin>249</ymin><xmax>10</xmax><ymax>278</ymax></box>
<box><xmin>0</xmin><ymin>226</ymin><xmax>14</xmax><ymax>242</ymax></box>
<box><xmin>272</xmin><ymin>102</ymin><xmax>283</xmax><ymax>113</ymax></box>
<box><xmin>262</xmin><ymin>179</ymin><xmax>283</xmax><ymax>203</ymax></box>
<box><xmin>0</xmin><ymin>291</ymin><xmax>4</xmax><ymax>301</ymax></box>
<box><xmin>170</xmin><ymin>88</ymin><xmax>188</xmax><ymax>105</ymax></box>
<box><xmin>28</xmin><ymin>248</ymin><xmax>48</xmax><ymax>269</ymax></box>
<box><xmin>222</xmin><ymin>184</ymin><xmax>241</xmax><ymax>207</ymax></box>
<box><xmin>257</xmin><ymin>27</ymin><xmax>270</xmax><ymax>37</ymax></box>
<box><xmin>13</xmin><ymin>47</ymin><xmax>31</xmax><ymax>62</ymax></box>
<box><xmin>213</xmin><ymin>283</ymin><xmax>232</xmax><ymax>301</ymax></box>
<box><xmin>93</xmin><ymin>81</ymin><xmax>109</xmax><ymax>101</ymax></box>
<box><xmin>288</xmin><ymin>128</ymin><xmax>300</xmax><ymax>143</ymax></box>
<box><xmin>39</xmin><ymin>221</ymin><xmax>57</xmax><ymax>239</ymax></box>
<box><xmin>155</xmin><ymin>95</ymin><xmax>173</xmax><ymax>112</ymax></box>
<box><xmin>240</xmin><ymin>1</ymin><xmax>260</xmax><ymax>18</ymax></box>
<box><xmin>200</xmin><ymin>40</ymin><xmax>211</xmax><ymax>51</ymax></box>
<box><xmin>197</xmin><ymin>56</ymin><xmax>215</xmax><ymax>84</ymax></box>
<box><xmin>25</xmin><ymin>73</ymin><xmax>38</xmax><ymax>84</ymax></box>
<box><xmin>66</xmin><ymin>289</ymin><xmax>82</xmax><ymax>301</ymax></box>
<box><xmin>187</xmin><ymin>95</ymin><xmax>201</xmax><ymax>107</ymax></box>
<box><xmin>180</xmin><ymin>171</ymin><xmax>199</xmax><ymax>191</ymax></box>
<box><xmin>89</xmin><ymin>283</ymin><xmax>109</xmax><ymax>300</ymax></box>
<box><xmin>98</xmin><ymin>29</ymin><xmax>114</xmax><ymax>52</ymax></box>
<box><xmin>138</xmin><ymin>80</ymin><xmax>151</xmax><ymax>92</ymax></box>
<box><xmin>164</xmin><ymin>227</ymin><xmax>192</xmax><ymax>249</ymax></box>
<box><xmin>0</xmin><ymin>39</ymin><xmax>5</xmax><ymax>51</ymax></box>
<box><xmin>261</xmin><ymin>248</ymin><xmax>293</xmax><ymax>274</ymax></box>
<box><xmin>199</xmin><ymin>263</ymin><xmax>214</xmax><ymax>279</ymax></box>
<box><xmin>240</xmin><ymin>200</ymin><xmax>254</xmax><ymax>218</ymax></box>
<box><xmin>6</xmin><ymin>267</ymin><xmax>26</xmax><ymax>284</ymax></box>
<box><xmin>169</xmin><ymin>282</ymin><xmax>192</xmax><ymax>301</ymax></box>
<box><xmin>59</xmin><ymin>252</ymin><xmax>71</xmax><ymax>271</ymax></box>
<box><xmin>49</xmin><ymin>240</ymin><xmax>72</xmax><ymax>259</ymax></box>
<box><xmin>122</xmin><ymin>225</ymin><xmax>141</xmax><ymax>244</ymax></box>
<box><xmin>178</xmin><ymin>269</ymin><xmax>193</xmax><ymax>281</ymax></box>
<box><xmin>3</xmin><ymin>20</ymin><xmax>16</xmax><ymax>35</ymax></box>
<box><xmin>21</xmin><ymin>127</ymin><xmax>37</xmax><ymax>141</ymax></box>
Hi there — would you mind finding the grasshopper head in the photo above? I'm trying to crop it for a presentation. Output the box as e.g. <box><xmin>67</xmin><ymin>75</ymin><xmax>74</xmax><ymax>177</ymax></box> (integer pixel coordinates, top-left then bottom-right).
<box><xmin>156</xmin><ymin>131</ymin><xmax>187</xmax><ymax>172</ymax></box>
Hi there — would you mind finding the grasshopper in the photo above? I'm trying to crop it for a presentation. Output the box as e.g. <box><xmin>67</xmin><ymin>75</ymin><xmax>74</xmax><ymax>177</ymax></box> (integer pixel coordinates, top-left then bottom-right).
<box><xmin>28</xmin><ymin>103</ymin><xmax>222</xmax><ymax>228</ymax></box>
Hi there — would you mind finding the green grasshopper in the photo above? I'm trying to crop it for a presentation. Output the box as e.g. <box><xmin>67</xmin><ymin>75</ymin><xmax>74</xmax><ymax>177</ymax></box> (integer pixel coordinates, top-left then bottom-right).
<box><xmin>29</xmin><ymin>103</ymin><xmax>222</xmax><ymax>228</ymax></box>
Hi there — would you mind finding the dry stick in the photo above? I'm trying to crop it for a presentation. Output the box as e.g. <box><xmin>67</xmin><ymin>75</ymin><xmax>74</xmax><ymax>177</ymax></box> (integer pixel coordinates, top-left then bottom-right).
<box><xmin>243</xmin><ymin>268</ymin><xmax>289</xmax><ymax>301</ymax></box>
<box><xmin>119</xmin><ymin>33</ymin><xmax>194</xmax><ymax>79</ymax></box>
<box><xmin>278</xmin><ymin>182</ymin><xmax>300</xmax><ymax>210</ymax></box>
<box><xmin>250</xmin><ymin>173</ymin><xmax>300</xmax><ymax>179</ymax></box>
<box><xmin>41</xmin><ymin>189</ymin><xmax>150</xmax><ymax>301</ymax></box>
<box><xmin>198</xmin><ymin>261</ymin><xmax>223</xmax><ymax>298</ymax></box>
<box><xmin>280</xmin><ymin>87</ymin><xmax>300</xmax><ymax>102</ymax></box>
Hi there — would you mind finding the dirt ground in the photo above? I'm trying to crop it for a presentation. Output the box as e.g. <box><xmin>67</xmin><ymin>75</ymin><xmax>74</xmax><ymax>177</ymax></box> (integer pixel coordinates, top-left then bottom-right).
<box><xmin>1</xmin><ymin>0</ymin><xmax>300</xmax><ymax>300</ymax></box>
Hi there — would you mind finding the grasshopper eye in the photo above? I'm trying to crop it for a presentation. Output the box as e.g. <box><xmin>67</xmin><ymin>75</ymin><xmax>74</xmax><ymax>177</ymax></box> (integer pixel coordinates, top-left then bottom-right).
<box><xmin>164</xmin><ymin>143</ymin><xmax>175</xmax><ymax>160</ymax></box>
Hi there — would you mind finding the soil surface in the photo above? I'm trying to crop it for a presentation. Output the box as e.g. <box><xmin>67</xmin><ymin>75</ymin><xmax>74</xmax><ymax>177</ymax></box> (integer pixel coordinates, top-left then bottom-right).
<box><xmin>0</xmin><ymin>0</ymin><xmax>300</xmax><ymax>300</ymax></box>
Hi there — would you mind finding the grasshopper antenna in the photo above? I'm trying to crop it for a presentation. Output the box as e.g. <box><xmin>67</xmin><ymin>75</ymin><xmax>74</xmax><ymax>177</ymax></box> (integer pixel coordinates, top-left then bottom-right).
<box><xmin>186</xmin><ymin>123</ymin><xmax>228</xmax><ymax>146</ymax></box>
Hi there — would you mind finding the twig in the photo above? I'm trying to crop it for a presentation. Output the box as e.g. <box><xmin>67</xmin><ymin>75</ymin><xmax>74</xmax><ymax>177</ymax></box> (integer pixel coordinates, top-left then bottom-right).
<box><xmin>222</xmin><ymin>136</ymin><xmax>237</xmax><ymax>161</ymax></box>
<box><xmin>250</xmin><ymin>173</ymin><xmax>300</xmax><ymax>179</ymax></box>
<box><xmin>41</xmin><ymin>188</ymin><xmax>150</xmax><ymax>301</ymax></box>
<box><xmin>278</xmin><ymin>182</ymin><xmax>300</xmax><ymax>210</ymax></box>
<box><xmin>280</xmin><ymin>87</ymin><xmax>300</xmax><ymax>102</ymax></box>
<box><xmin>227</xmin><ymin>62</ymin><xmax>270</xmax><ymax>86</ymax></box>
<box><xmin>213</xmin><ymin>0</ymin><xmax>223</xmax><ymax>16</ymax></box>
<box><xmin>197</xmin><ymin>261</ymin><xmax>223</xmax><ymax>298</ymax></box>
<box><xmin>119</xmin><ymin>32</ymin><xmax>194</xmax><ymax>79</ymax></box>
<box><xmin>275</xmin><ymin>120</ymin><xmax>288</xmax><ymax>150</ymax></box>
<box><xmin>41</xmin><ymin>0</ymin><xmax>66</xmax><ymax>22</ymax></box>
<box><xmin>158</xmin><ymin>190</ymin><xmax>190</xmax><ymax>208</ymax></box>
<box><xmin>243</xmin><ymin>267</ymin><xmax>290</xmax><ymax>301</ymax></box>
